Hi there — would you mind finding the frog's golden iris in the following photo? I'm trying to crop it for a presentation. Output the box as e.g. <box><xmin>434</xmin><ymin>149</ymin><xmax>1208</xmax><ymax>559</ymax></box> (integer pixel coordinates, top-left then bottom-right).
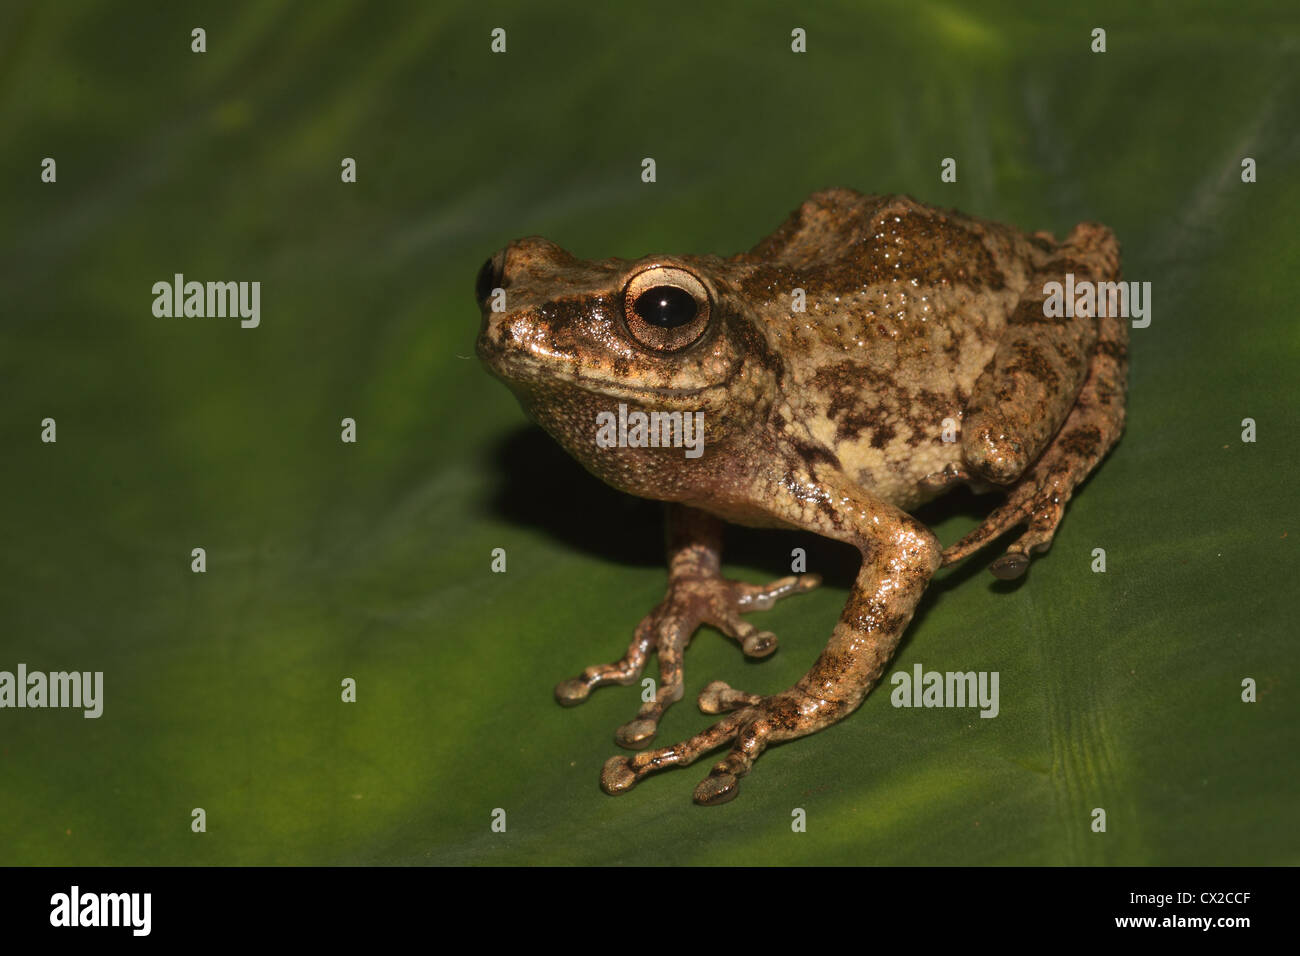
<box><xmin>622</xmin><ymin>265</ymin><xmax>712</xmax><ymax>353</ymax></box>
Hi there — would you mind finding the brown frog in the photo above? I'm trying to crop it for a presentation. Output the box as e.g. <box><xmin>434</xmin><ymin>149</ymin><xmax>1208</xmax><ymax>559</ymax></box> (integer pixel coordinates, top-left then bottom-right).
<box><xmin>475</xmin><ymin>189</ymin><xmax>1127</xmax><ymax>805</ymax></box>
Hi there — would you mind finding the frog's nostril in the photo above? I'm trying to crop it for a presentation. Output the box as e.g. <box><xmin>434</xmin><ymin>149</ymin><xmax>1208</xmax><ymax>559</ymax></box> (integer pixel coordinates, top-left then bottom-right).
<box><xmin>475</xmin><ymin>254</ymin><xmax>504</xmax><ymax>305</ymax></box>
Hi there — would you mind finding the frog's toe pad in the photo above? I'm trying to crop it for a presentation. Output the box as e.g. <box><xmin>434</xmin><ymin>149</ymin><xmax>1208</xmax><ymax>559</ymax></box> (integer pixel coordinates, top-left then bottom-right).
<box><xmin>555</xmin><ymin>679</ymin><xmax>592</xmax><ymax>706</ymax></box>
<box><xmin>989</xmin><ymin>552</ymin><xmax>1030</xmax><ymax>580</ymax></box>
<box><xmin>697</xmin><ymin>680</ymin><xmax>733</xmax><ymax>715</ymax></box>
<box><xmin>693</xmin><ymin>772</ymin><xmax>740</xmax><ymax>806</ymax></box>
<box><xmin>614</xmin><ymin>719</ymin><xmax>657</xmax><ymax>749</ymax></box>
<box><xmin>601</xmin><ymin>756</ymin><xmax>639</xmax><ymax>795</ymax></box>
<box><xmin>697</xmin><ymin>680</ymin><xmax>763</xmax><ymax>715</ymax></box>
<box><xmin>989</xmin><ymin>512</ymin><xmax>1062</xmax><ymax>578</ymax></box>
<box><xmin>741</xmin><ymin>631</ymin><xmax>778</xmax><ymax>658</ymax></box>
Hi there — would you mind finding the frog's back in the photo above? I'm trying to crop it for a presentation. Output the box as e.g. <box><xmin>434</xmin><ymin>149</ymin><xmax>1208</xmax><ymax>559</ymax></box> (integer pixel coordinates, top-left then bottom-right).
<box><xmin>735</xmin><ymin>190</ymin><xmax>1054</xmax><ymax>508</ymax></box>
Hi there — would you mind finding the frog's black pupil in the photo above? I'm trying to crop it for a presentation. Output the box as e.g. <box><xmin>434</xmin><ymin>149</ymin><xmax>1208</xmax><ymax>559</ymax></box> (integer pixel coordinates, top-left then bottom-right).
<box><xmin>475</xmin><ymin>257</ymin><xmax>498</xmax><ymax>303</ymax></box>
<box><xmin>634</xmin><ymin>285</ymin><xmax>697</xmax><ymax>328</ymax></box>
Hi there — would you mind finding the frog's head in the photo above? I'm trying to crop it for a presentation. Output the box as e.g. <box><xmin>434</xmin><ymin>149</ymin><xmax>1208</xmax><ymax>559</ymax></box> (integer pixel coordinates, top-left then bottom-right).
<box><xmin>475</xmin><ymin>237</ymin><xmax>781</xmax><ymax>497</ymax></box>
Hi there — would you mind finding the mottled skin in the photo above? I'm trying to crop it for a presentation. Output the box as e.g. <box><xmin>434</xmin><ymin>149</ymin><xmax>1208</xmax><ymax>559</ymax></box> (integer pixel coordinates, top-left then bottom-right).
<box><xmin>476</xmin><ymin>189</ymin><xmax>1127</xmax><ymax>805</ymax></box>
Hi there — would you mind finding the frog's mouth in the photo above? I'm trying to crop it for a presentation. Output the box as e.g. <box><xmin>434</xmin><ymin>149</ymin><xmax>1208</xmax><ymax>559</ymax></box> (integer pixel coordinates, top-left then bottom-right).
<box><xmin>486</xmin><ymin>353</ymin><xmax>722</xmax><ymax>406</ymax></box>
<box><xmin>475</xmin><ymin>326</ymin><xmax>728</xmax><ymax>404</ymax></box>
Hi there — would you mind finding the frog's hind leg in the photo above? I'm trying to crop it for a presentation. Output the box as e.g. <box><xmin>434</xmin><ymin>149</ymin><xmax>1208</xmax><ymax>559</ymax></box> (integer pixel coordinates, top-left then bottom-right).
<box><xmin>943</xmin><ymin>229</ymin><xmax>1128</xmax><ymax>577</ymax></box>
<box><xmin>960</xmin><ymin>224</ymin><xmax>1112</xmax><ymax>486</ymax></box>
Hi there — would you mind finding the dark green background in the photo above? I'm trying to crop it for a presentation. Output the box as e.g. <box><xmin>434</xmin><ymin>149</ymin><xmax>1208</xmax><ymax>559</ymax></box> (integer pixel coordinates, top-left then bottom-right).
<box><xmin>2</xmin><ymin>1</ymin><xmax>1296</xmax><ymax>865</ymax></box>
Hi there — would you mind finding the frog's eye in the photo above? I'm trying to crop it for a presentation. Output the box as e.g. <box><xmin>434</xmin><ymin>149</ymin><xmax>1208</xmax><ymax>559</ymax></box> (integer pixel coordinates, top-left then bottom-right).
<box><xmin>475</xmin><ymin>252</ymin><xmax>504</xmax><ymax>304</ymax></box>
<box><xmin>622</xmin><ymin>267</ymin><xmax>712</xmax><ymax>353</ymax></box>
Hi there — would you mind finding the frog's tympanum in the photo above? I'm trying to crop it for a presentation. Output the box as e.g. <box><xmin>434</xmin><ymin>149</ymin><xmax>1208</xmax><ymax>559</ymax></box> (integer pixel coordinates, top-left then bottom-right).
<box><xmin>476</xmin><ymin>189</ymin><xmax>1127</xmax><ymax>805</ymax></box>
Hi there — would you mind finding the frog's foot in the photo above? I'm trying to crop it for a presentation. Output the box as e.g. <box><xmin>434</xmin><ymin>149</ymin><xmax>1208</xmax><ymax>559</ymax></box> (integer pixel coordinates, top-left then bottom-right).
<box><xmin>942</xmin><ymin>426</ymin><xmax>1120</xmax><ymax>579</ymax></box>
<box><xmin>602</xmin><ymin>687</ymin><xmax>839</xmax><ymax>805</ymax></box>
<box><xmin>556</xmin><ymin>572</ymin><xmax>821</xmax><ymax>749</ymax></box>
<box><xmin>606</xmin><ymin>497</ymin><xmax>940</xmax><ymax>804</ymax></box>
<box><xmin>944</xmin><ymin>462</ymin><xmax>1075</xmax><ymax>579</ymax></box>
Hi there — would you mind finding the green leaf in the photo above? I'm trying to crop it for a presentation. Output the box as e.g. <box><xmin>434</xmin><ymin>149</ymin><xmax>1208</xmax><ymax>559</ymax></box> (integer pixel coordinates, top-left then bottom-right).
<box><xmin>0</xmin><ymin>0</ymin><xmax>1295</xmax><ymax>865</ymax></box>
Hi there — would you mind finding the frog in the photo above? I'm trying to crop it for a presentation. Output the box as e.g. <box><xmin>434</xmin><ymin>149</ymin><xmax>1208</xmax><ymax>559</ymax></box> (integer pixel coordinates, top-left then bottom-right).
<box><xmin>475</xmin><ymin>188</ymin><xmax>1127</xmax><ymax>806</ymax></box>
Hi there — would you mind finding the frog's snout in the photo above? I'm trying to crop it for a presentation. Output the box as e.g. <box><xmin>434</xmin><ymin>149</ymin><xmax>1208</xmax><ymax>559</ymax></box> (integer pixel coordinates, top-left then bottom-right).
<box><xmin>474</xmin><ymin>250</ymin><xmax>505</xmax><ymax>307</ymax></box>
<box><xmin>475</xmin><ymin>237</ymin><xmax>576</xmax><ymax>306</ymax></box>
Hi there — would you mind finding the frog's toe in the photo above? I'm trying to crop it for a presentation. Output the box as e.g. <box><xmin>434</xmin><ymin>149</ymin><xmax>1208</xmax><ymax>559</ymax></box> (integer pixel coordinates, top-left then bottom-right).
<box><xmin>989</xmin><ymin>494</ymin><xmax>1067</xmax><ymax>577</ymax></box>
<box><xmin>741</xmin><ymin>631</ymin><xmax>778</xmax><ymax>658</ymax></box>
<box><xmin>697</xmin><ymin>680</ymin><xmax>764</xmax><ymax>715</ymax></box>
<box><xmin>600</xmin><ymin>693</ymin><xmax>814</xmax><ymax>804</ymax></box>
<box><xmin>554</xmin><ymin>626</ymin><xmax>657</xmax><ymax>706</ymax></box>
<box><xmin>717</xmin><ymin>621</ymin><xmax>779</xmax><ymax>659</ymax></box>
<box><xmin>614</xmin><ymin>718</ymin><xmax>658</xmax><ymax>749</ymax></box>
<box><xmin>601</xmin><ymin>756</ymin><xmax>639</xmax><ymax>795</ymax></box>
<box><xmin>597</xmin><ymin>711</ymin><xmax>750</xmax><ymax>798</ymax></box>
<box><xmin>943</xmin><ymin>464</ymin><xmax>1072</xmax><ymax>576</ymax></box>
<box><xmin>688</xmin><ymin>706</ymin><xmax>789</xmax><ymax>806</ymax></box>
<box><xmin>710</xmin><ymin>573</ymin><xmax>819</xmax><ymax>660</ymax></box>
<box><xmin>734</xmin><ymin>573</ymin><xmax>822</xmax><ymax>612</ymax></box>
<box><xmin>555</xmin><ymin>678</ymin><xmax>593</xmax><ymax>706</ymax></box>
<box><xmin>989</xmin><ymin>551</ymin><xmax>1030</xmax><ymax>580</ymax></box>
<box><xmin>705</xmin><ymin>607</ymin><xmax>780</xmax><ymax>660</ymax></box>
<box><xmin>693</xmin><ymin>771</ymin><xmax>740</xmax><ymax>806</ymax></box>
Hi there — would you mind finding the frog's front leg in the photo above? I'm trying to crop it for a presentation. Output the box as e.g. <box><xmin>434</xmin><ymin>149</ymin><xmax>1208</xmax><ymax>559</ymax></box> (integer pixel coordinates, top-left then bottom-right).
<box><xmin>555</xmin><ymin>503</ymin><xmax>820</xmax><ymax>749</ymax></box>
<box><xmin>602</xmin><ymin>486</ymin><xmax>941</xmax><ymax>805</ymax></box>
